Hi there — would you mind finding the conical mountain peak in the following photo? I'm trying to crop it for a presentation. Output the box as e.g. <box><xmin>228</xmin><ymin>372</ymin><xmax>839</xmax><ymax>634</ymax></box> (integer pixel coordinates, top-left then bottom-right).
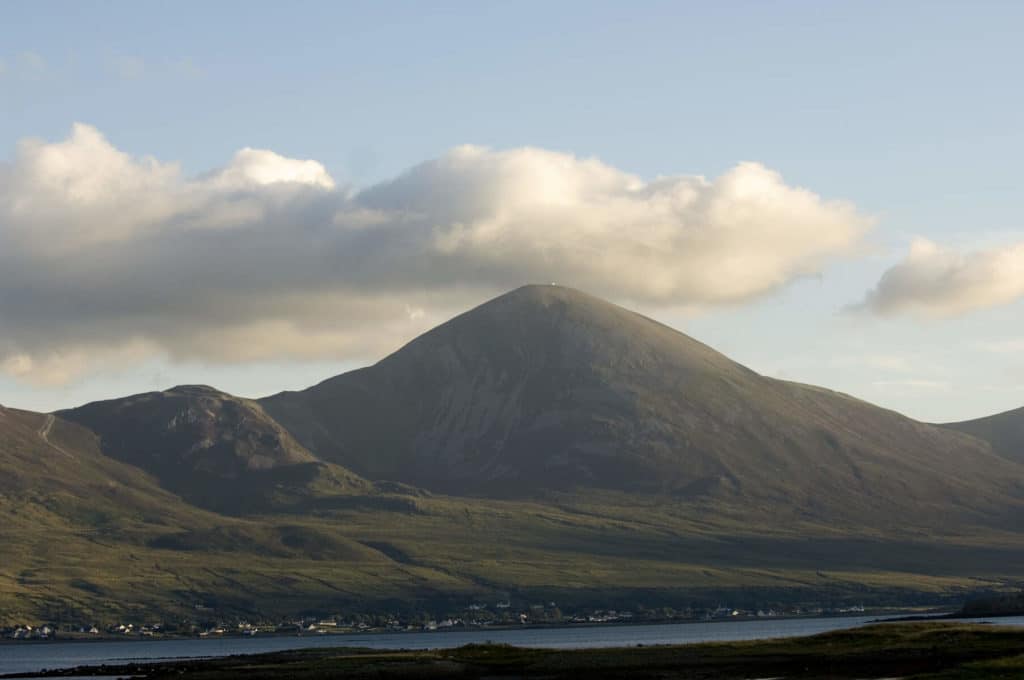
<box><xmin>377</xmin><ymin>283</ymin><xmax>749</xmax><ymax>386</ymax></box>
<box><xmin>261</xmin><ymin>286</ymin><xmax>1018</xmax><ymax>524</ymax></box>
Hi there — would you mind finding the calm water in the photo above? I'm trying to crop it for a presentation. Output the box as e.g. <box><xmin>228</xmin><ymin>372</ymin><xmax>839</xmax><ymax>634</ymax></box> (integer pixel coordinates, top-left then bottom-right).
<box><xmin>2</xmin><ymin>615</ymin><xmax>1023</xmax><ymax>676</ymax></box>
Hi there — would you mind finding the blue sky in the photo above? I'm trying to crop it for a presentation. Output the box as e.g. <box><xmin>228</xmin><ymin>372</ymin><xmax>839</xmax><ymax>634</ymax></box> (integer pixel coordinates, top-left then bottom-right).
<box><xmin>2</xmin><ymin>1</ymin><xmax>1023</xmax><ymax>421</ymax></box>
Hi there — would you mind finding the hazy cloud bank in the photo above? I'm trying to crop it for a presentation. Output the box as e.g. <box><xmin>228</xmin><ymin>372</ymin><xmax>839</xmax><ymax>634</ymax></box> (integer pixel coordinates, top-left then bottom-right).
<box><xmin>0</xmin><ymin>124</ymin><xmax>870</xmax><ymax>384</ymax></box>
<box><xmin>856</xmin><ymin>238</ymin><xmax>1024</xmax><ymax>317</ymax></box>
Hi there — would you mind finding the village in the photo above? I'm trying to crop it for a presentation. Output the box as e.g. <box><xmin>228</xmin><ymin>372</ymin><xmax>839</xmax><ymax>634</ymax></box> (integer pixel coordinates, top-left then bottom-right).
<box><xmin>1</xmin><ymin>602</ymin><xmax>868</xmax><ymax>641</ymax></box>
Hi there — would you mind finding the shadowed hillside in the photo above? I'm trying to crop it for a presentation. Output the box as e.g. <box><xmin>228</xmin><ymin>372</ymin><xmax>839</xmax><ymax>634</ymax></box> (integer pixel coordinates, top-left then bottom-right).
<box><xmin>943</xmin><ymin>407</ymin><xmax>1024</xmax><ymax>464</ymax></box>
<box><xmin>262</xmin><ymin>285</ymin><xmax>1024</xmax><ymax>528</ymax></box>
<box><xmin>59</xmin><ymin>385</ymin><xmax>369</xmax><ymax>512</ymax></box>
<box><xmin>0</xmin><ymin>404</ymin><xmax>207</xmax><ymax>527</ymax></box>
<box><xmin>0</xmin><ymin>405</ymin><xmax>461</xmax><ymax>624</ymax></box>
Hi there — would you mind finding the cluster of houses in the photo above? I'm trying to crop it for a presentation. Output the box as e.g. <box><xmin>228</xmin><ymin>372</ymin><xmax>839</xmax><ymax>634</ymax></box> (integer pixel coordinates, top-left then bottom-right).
<box><xmin>697</xmin><ymin>604</ymin><xmax>866</xmax><ymax>620</ymax></box>
<box><xmin>570</xmin><ymin>609</ymin><xmax>635</xmax><ymax>623</ymax></box>
<box><xmin>196</xmin><ymin>622</ymin><xmax>259</xmax><ymax>637</ymax></box>
<box><xmin>2</xmin><ymin>602</ymin><xmax>870</xmax><ymax>640</ymax></box>
<box><xmin>3</xmin><ymin>621</ymin><xmax>184</xmax><ymax>640</ymax></box>
<box><xmin>110</xmin><ymin>622</ymin><xmax>165</xmax><ymax>636</ymax></box>
<box><xmin>5</xmin><ymin>624</ymin><xmax>59</xmax><ymax>639</ymax></box>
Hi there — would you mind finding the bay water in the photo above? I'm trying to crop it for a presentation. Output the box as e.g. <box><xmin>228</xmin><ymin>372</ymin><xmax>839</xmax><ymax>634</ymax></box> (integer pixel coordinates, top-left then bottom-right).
<box><xmin>3</xmin><ymin>615</ymin><xmax>1023</xmax><ymax>676</ymax></box>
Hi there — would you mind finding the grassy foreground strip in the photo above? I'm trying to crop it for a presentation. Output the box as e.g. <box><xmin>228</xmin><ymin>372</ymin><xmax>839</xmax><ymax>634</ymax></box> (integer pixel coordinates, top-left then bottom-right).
<box><xmin>9</xmin><ymin>623</ymin><xmax>1024</xmax><ymax>679</ymax></box>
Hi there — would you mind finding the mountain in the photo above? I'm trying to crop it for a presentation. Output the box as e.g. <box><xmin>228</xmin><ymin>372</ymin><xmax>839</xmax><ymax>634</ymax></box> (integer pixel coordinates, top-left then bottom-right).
<box><xmin>59</xmin><ymin>385</ymin><xmax>368</xmax><ymax>512</ymax></box>
<box><xmin>6</xmin><ymin>284</ymin><xmax>1024</xmax><ymax>626</ymax></box>
<box><xmin>943</xmin><ymin>407</ymin><xmax>1024</xmax><ymax>464</ymax></box>
<box><xmin>262</xmin><ymin>285</ymin><xmax>1024</xmax><ymax>527</ymax></box>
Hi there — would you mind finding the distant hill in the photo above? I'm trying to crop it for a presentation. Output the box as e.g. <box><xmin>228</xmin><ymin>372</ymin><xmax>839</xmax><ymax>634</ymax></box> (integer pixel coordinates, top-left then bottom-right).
<box><xmin>59</xmin><ymin>385</ymin><xmax>368</xmax><ymax>512</ymax></box>
<box><xmin>0</xmin><ymin>404</ymin><xmax>427</xmax><ymax>624</ymax></box>
<box><xmin>959</xmin><ymin>591</ymin><xmax>1024</xmax><ymax>617</ymax></box>
<box><xmin>943</xmin><ymin>407</ymin><xmax>1024</xmax><ymax>464</ymax></box>
<box><xmin>0</xmin><ymin>404</ymin><xmax>206</xmax><ymax>525</ymax></box>
<box><xmin>262</xmin><ymin>285</ymin><xmax>1024</xmax><ymax>528</ymax></box>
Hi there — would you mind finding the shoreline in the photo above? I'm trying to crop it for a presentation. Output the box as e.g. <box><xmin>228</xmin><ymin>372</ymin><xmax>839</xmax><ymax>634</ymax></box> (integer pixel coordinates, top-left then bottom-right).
<box><xmin>0</xmin><ymin>610</ymin><xmax>908</xmax><ymax>646</ymax></box>
<box><xmin>874</xmin><ymin>609</ymin><xmax>1024</xmax><ymax>623</ymax></box>
<box><xmin>2</xmin><ymin>621</ymin><xmax>1023</xmax><ymax>679</ymax></box>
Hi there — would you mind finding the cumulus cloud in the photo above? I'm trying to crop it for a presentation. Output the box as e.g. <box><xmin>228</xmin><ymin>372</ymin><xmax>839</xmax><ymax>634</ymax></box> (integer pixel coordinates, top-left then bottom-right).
<box><xmin>0</xmin><ymin>124</ymin><xmax>871</xmax><ymax>384</ymax></box>
<box><xmin>856</xmin><ymin>238</ymin><xmax>1024</xmax><ymax>317</ymax></box>
<box><xmin>208</xmin><ymin>148</ymin><xmax>336</xmax><ymax>190</ymax></box>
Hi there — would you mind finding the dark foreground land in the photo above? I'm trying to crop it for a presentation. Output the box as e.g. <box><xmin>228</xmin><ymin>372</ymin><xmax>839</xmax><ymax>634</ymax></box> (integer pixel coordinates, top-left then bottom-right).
<box><xmin>9</xmin><ymin>623</ymin><xmax>1024</xmax><ymax>679</ymax></box>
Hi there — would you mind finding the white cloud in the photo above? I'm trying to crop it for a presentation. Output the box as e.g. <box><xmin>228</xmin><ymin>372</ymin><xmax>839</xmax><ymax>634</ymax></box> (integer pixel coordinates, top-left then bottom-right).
<box><xmin>0</xmin><ymin>124</ymin><xmax>871</xmax><ymax>384</ymax></box>
<box><xmin>855</xmin><ymin>238</ymin><xmax>1024</xmax><ymax>317</ymax></box>
<box><xmin>208</xmin><ymin>148</ymin><xmax>335</xmax><ymax>190</ymax></box>
<box><xmin>0</xmin><ymin>341</ymin><xmax>159</xmax><ymax>387</ymax></box>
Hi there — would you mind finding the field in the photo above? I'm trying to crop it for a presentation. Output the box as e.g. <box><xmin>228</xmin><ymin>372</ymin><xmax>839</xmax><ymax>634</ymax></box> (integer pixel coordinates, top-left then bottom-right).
<box><xmin>5</xmin><ymin>484</ymin><xmax>1023</xmax><ymax>625</ymax></box>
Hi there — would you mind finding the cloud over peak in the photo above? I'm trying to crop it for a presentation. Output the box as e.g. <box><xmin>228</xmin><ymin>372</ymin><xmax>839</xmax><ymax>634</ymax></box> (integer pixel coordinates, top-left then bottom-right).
<box><xmin>0</xmin><ymin>124</ymin><xmax>870</xmax><ymax>384</ymax></box>
<box><xmin>357</xmin><ymin>148</ymin><xmax>870</xmax><ymax>302</ymax></box>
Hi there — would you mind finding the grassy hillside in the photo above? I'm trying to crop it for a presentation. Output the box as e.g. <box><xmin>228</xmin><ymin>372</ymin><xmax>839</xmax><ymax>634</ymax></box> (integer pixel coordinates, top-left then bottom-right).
<box><xmin>0</xmin><ymin>406</ymin><xmax>459</xmax><ymax>624</ymax></box>
<box><xmin>944</xmin><ymin>406</ymin><xmax>1024</xmax><ymax>464</ymax></box>
<box><xmin>3</xmin><ymin>407</ymin><xmax>1023</xmax><ymax>626</ymax></box>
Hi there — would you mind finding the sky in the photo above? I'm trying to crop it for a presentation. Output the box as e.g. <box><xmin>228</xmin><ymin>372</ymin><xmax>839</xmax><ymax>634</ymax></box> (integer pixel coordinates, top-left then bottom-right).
<box><xmin>1</xmin><ymin>1</ymin><xmax>1023</xmax><ymax>422</ymax></box>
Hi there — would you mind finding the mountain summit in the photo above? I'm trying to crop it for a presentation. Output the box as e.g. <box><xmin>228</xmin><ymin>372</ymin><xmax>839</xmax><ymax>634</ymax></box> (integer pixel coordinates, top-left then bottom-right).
<box><xmin>262</xmin><ymin>285</ymin><xmax>1022</xmax><ymax>525</ymax></box>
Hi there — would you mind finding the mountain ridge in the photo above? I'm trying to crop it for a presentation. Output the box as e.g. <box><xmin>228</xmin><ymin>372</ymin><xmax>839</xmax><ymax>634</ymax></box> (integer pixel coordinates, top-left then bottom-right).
<box><xmin>261</xmin><ymin>284</ymin><xmax>1024</xmax><ymax>528</ymax></box>
<box><xmin>942</xmin><ymin>406</ymin><xmax>1024</xmax><ymax>464</ymax></box>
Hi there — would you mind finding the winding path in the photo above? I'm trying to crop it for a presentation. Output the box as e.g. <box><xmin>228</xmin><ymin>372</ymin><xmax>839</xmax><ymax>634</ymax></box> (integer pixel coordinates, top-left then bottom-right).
<box><xmin>38</xmin><ymin>413</ymin><xmax>55</xmax><ymax>441</ymax></box>
<box><xmin>38</xmin><ymin>414</ymin><xmax>71</xmax><ymax>458</ymax></box>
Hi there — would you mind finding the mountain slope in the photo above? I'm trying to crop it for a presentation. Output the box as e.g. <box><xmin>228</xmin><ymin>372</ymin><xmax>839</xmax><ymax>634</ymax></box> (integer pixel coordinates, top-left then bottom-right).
<box><xmin>0</xmin><ymin>404</ymin><xmax>207</xmax><ymax>527</ymax></box>
<box><xmin>943</xmin><ymin>407</ymin><xmax>1024</xmax><ymax>464</ymax></box>
<box><xmin>59</xmin><ymin>385</ymin><xmax>369</xmax><ymax>512</ymax></box>
<box><xmin>0</xmin><ymin>405</ymin><xmax>457</xmax><ymax>625</ymax></box>
<box><xmin>261</xmin><ymin>285</ymin><xmax>1024</xmax><ymax>528</ymax></box>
